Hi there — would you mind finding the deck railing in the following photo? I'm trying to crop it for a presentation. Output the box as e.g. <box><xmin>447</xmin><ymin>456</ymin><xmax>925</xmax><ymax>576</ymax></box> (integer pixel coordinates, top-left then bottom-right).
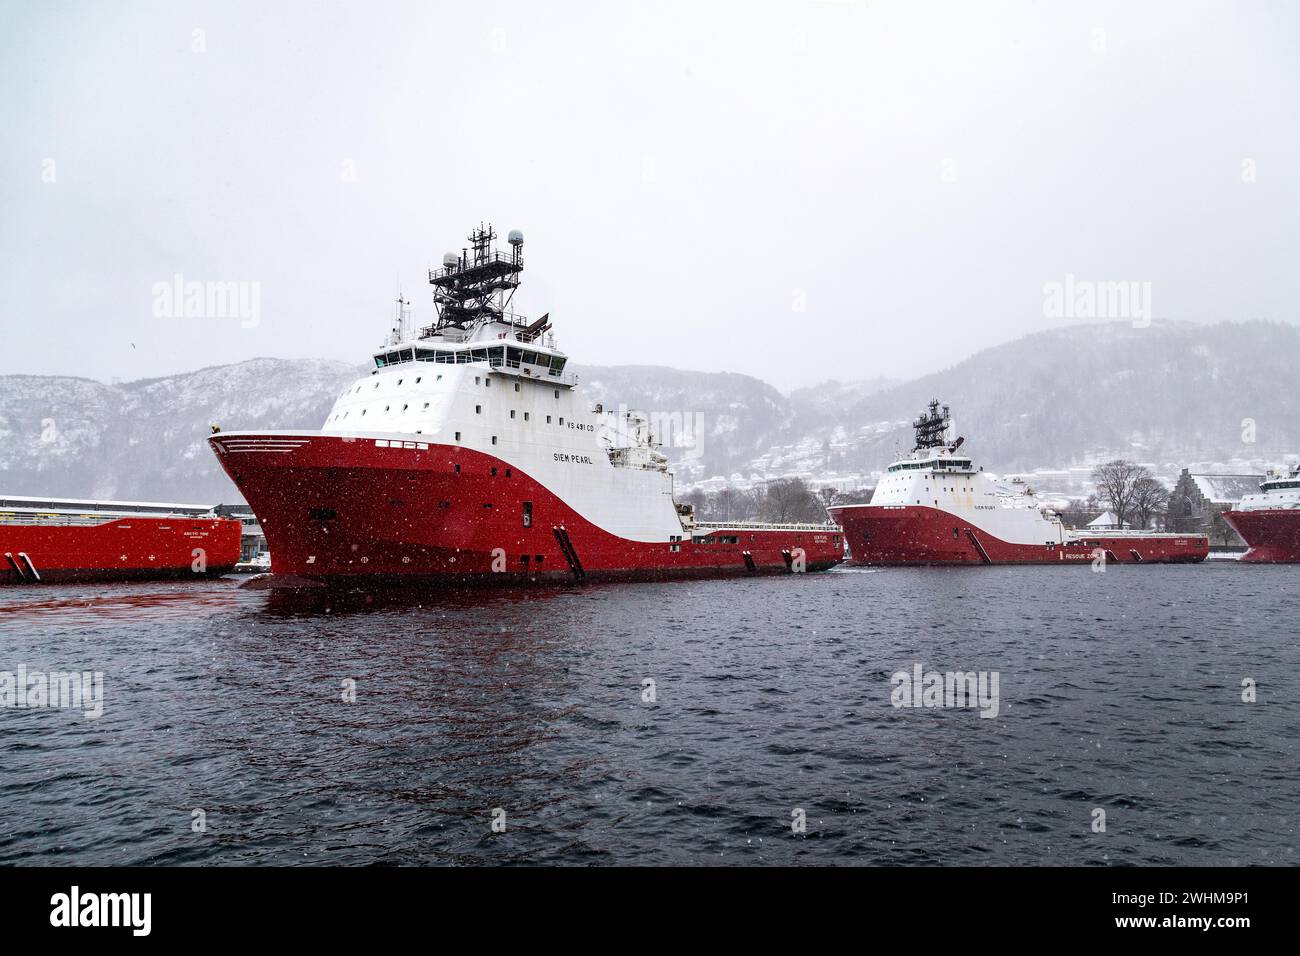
<box><xmin>0</xmin><ymin>512</ymin><xmax>201</xmax><ymax>527</ymax></box>
<box><xmin>693</xmin><ymin>520</ymin><xmax>840</xmax><ymax>532</ymax></box>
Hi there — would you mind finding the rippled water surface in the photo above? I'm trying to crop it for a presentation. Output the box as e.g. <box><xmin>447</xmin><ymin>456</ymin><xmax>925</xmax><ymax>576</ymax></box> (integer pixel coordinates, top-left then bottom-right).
<box><xmin>0</xmin><ymin>564</ymin><xmax>1295</xmax><ymax>865</ymax></box>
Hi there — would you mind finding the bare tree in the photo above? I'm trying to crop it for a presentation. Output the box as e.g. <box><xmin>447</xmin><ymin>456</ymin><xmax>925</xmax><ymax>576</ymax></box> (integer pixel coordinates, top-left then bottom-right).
<box><xmin>832</xmin><ymin>487</ymin><xmax>874</xmax><ymax>506</ymax></box>
<box><xmin>1130</xmin><ymin>476</ymin><xmax>1171</xmax><ymax>530</ymax></box>
<box><xmin>761</xmin><ymin>478</ymin><xmax>823</xmax><ymax>523</ymax></box>
<box><xmin>708</xmin><ymin>487</ymin><xmax>756</xmax><ymax>522</ymax></box>
<box><xmin>1091</xmin><ymin>459</ymin><xmax>1149</xmax><ymax>529</ymax></box>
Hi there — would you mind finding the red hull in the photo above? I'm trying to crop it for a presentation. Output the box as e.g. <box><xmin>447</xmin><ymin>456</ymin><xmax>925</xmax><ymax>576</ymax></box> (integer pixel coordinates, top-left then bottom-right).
<box><xmin>0</xmin><ymin>516</ymin><xmax>241</xmax><ymax>584</ymax></box>
<box><xmin>827</xmin><ymin>504</ymin><xmax>1208</xmax><ymax>566</ymax></box>
<box><xmin>1222</xmin><ymin>509</ymin><xmax>1300</xmax><ymax>562</ymax></box>
<box><xmin>209</xmin><ymin>434</ymin><xmax>843</xmax><ymax>583</ymax></box>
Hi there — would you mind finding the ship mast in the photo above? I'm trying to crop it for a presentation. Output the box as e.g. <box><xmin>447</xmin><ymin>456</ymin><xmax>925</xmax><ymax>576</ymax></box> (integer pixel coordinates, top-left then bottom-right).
<box><xmin>912</xmin><ymin>399</ymin><xmax>951</xmax><ymax>451</ymax></box>
<box><xmin>387</xmin><ymin>293</ymin><xmax>411</xmax><ymax>346</ymax></box>
<box><xmin>423</xmin><ymin>223</ymin><xmax>524</xmax><ymax>336</ymax></box>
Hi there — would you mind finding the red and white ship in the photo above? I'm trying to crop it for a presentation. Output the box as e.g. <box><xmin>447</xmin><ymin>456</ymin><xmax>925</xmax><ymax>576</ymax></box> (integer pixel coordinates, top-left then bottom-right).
<box><xmin>0</xmin><ymin>498</ymin><xmax>241</xmax><ymax>584</ymax></box>
<box><xmin>827</xmin><ymin>401</ymin><xmax>1209</xmax><ymax>566</ymax></box>
<box><xmin>1223</xmin><ymin>467</ymin><xmax>1300</xmax><ymax>562</ymax></box>
<box><xmin>208</xmin><ymin>225</ymin><xmax>842</xmax><ymax>585</ymax></box>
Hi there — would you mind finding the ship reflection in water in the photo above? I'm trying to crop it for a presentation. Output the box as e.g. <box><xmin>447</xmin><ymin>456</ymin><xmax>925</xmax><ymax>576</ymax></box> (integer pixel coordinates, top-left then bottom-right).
<box><xmin>0</xmin><ymin>568</ymin><xmax>1297</xmax><ymax>866</ymax></box>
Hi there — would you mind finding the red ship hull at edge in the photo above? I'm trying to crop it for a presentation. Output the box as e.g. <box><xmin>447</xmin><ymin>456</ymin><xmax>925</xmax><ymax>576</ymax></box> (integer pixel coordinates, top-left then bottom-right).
<box><xmin>1222</xmin><ymin>508</ymin><xmax>1300</xmax><ymax>562</ymax></box>
<box><xmin>0</xmin><ymin>517</ymin><xmax>242</xmax><ymax>584</ymax></box>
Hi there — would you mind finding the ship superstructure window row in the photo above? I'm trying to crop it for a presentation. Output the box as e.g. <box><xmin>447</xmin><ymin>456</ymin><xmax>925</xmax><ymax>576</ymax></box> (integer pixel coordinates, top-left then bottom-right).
<box><xmin>887</xmin><ymin>458</ymin><xmax>972</xmax><ymax>473</ymax></box>
<box><xmin>374</xmin><ymin>344</ymin><xmax>567</xmax><ymax>377</ymax></box>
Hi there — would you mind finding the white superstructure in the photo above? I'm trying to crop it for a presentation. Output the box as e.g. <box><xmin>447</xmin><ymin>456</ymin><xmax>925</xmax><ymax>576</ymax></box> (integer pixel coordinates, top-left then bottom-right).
<box><xmin>317</xmin><ymin>312</ymin><xmax>684</xmax><ymax>542</ymax></box>
<box><xmin>1234</xmin><ymin>467</ymin><xmax>1300</xmax><ymax>512</ymax></box>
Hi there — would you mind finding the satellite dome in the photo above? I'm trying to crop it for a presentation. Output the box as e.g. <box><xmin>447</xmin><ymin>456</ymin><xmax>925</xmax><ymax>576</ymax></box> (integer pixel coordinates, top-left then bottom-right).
<box><xmin>442</xmin><ymin>252</ymin><xmax>458</xmax><ymax>269</ymax></box>
<box><xmin>507</xmin><ymin>229</ymin><xmax>524</xmax><ymax>245</ymax></box>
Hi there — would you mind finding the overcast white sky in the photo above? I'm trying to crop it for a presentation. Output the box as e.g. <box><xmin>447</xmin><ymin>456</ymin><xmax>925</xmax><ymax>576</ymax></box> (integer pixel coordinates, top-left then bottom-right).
<box><xmin>2</xmin><ymin>0</ymin><xmax>1297</xmax><ymax>391</ymax></box>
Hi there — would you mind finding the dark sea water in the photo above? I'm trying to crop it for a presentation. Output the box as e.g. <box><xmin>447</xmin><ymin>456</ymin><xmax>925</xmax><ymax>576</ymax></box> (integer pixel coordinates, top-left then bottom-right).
<box><xmin>0</xmin><ymin>563</ymin><xmax>1295</xmax><ymax>866</ymax></box>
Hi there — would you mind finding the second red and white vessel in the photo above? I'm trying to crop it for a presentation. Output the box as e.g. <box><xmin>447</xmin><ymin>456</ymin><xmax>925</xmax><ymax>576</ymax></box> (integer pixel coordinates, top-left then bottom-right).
<box><xmin>1223</xmin><ymin>467</ymin><xmax>1300</xmax><ymax>562</ymax></box>
<box><xmin>828</xmin><ymin>401</ymin><xmax>1208</xmax><ymax>566</ymax></box>
<box><xmin>208</xmin><ymin>225</ymin><xmax>842</xmax><ymax>584</ymax></box>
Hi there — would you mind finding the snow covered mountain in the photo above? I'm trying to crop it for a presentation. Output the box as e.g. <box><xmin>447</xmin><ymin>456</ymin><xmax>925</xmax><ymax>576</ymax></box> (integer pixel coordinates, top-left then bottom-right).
<box><xmin>0</xmin><ymin>358</ymin><xmax>360</xmax><ymax>502</ymax></box>
<box><xmin>1</xmin><ymin>320</ymin><xmax>1296</xmax><ymax>504</ymax></box>
<box><xmin>813</xmin><ymin>320</ymin><xmax>1300</xmax><ymax>478</ymax></box>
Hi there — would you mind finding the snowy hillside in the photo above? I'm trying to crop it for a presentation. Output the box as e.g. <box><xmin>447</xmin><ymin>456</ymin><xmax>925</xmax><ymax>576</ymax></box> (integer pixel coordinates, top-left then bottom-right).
<box><xmin>1</xmin><ymin>321</ymin><xmax>1295</xmax><ymax>503</ymax></box>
